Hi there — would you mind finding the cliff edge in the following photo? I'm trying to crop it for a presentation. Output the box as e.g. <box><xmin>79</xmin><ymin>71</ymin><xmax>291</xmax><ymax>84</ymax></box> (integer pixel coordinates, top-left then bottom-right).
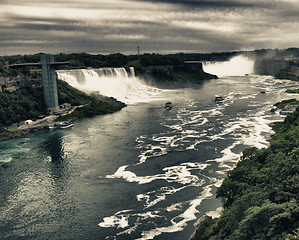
<box><xmin>254</xmin><ymin>59</ymin><xmax>299</xmax><ymax>81</ymax></box>
<box><xmin>135</xmin><ymin>62</ymin><xmax>218</xmax><ymax>87</ymax></box>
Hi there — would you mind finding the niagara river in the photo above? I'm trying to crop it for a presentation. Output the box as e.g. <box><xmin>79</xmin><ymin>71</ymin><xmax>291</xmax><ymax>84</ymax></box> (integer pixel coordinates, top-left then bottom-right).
<box><xmin>0</xmin><ymin>58</ymin><xmax>298</xmax><ymax>240</ymax></box>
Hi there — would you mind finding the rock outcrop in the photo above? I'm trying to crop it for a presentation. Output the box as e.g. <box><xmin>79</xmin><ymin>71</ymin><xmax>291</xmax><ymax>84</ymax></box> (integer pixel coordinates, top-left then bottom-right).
<box><xmin>135</xmin><ymin>62</ymin><xmax>217</xmax><ymax>87</ymax></box>
<box><xmin>254</xmin><ymin>59</ymin><xmax>299</xmax><ymax>81</ymax></box>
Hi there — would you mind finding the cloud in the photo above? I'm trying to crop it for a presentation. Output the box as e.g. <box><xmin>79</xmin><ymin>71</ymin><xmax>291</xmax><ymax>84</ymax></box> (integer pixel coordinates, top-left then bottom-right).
<box><xmin>132</xmin><ymin>0</ymin><xmax>256</xmax><ymax>8</ymax></box>
<box><xmin>171</xmin><ymin>21</ymin><xmax>238</xmax><ymax>33</ymax></box>
<box><xmin>0</xmin><ymin>0</ymin><xmax>298</xmax><ymax>55</ymax></box>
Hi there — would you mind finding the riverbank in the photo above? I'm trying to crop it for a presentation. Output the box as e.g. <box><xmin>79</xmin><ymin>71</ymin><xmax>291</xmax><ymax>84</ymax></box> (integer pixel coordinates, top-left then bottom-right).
<box><xmin>0</xmin><ymin>127</ymin><xmax>45</xmax><ymax>142</ymax></box>
<box><xmin>191</xmin><ymin>93</ymin><xmax>299</xmax><ymax>239</ymax></box>
<box><xmin>191</xmin><ymin>106</ymin><xmax>299</xmax><ymax>239</ymax></box>
<box><xmin>0</xmin><ymin>98</ymin><xmax>126</xmax><ymax>142</ymax></box>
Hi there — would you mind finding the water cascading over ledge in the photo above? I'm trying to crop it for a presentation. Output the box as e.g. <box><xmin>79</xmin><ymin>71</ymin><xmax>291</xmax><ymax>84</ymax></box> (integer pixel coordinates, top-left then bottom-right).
<box><xmin>57</xmin><ymin>67</ymin><xmax>161</xmax><ymax>104</ymax></box>
<box><xmin>202</xmin><ymin>55</ymin><xmax>254</xmax><ymax>77</ymax></box>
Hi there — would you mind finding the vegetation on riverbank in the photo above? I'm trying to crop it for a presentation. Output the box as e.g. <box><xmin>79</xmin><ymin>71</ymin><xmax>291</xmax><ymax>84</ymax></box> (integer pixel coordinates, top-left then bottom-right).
<box><xmin>274</xmin><ymin>98</ymin><xmax>299</xmax><ymax>109</ymax></box>
<box><xmin>0</xmin><ymin>85</ymin><xmax>48</xmax><ymax>126</ymax></box>
<box><xmin>0</xmin><ymin>126</ymin><xmax>44</xmax><ymax>142</ymax></box>
<box><xmin>192</xmin><ymin>108</ymin><xmax>299</xmax><ymax>240</ymax></box>
<box><xmin>0</xmin><ymin>79</ymin><xmax>94</xmax><ymax>128</ymax></box>
<box><xmin>57</xmin><ymin>79</ymin><xmax>126</xmax><ymax>121</ymax></box>
<box><xmin>55</xmin><ymin>98</ymin><xmax>126</xmax><ymax>122</ymax></box>
<box><xmin>0</xmin><ymin>79</ymin><xmax>126</xmax><ymax>141</ymax></box>
<box><xmin>273</xmin><ymin>89</ymin><xmax>299</xmax><ymax>109</ymax></box>
<box><xmin>286</xmin><ymin>89</ymin><xmax>299</xmax><ymax>94</ymax></box>
<box><xmin>57</xmin><ymin>79</ymin><xmax>94</xmax><ymax>106</ymax></box>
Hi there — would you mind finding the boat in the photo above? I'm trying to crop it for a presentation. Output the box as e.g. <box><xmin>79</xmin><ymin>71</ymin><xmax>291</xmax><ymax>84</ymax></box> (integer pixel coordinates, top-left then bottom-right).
<box><xmin>59</xmin><ymin>121</ymin><xmax>74</xmax><ymax>129</ymax></box>
<box><xmin>214</xmin><ymin>96</ymin><xmax>224</xmax><ymax>102</ymax></box>
<box><xmin>165</xmin><ymin>102</ymin><xmax>172</xmax><ymax>110</ymax></box>
<box><xmin>270</xmin><ymin>106</ymin><xmax>278</xmax><ymax>112</ymax></box>
<box><xmin>50</xmin><ymin>121</ymin><xmax>74</xmax><ymax>129</ymax></box>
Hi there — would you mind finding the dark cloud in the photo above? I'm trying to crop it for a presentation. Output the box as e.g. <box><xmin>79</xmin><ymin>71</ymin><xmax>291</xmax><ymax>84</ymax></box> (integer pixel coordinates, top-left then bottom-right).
<box><xmin>3</xmin><ymin>16</ymin><xmax>85</xmax><ymax>33</ymax></box>
<box><xmin>133</xmin><ymin>0</ymin><xmax>256</xmax><ymax>8</ymax></box>
<box><xmin>0</xmin><ymin>0</ymin><xmax>298</xmax><ymax>55</ymax></box>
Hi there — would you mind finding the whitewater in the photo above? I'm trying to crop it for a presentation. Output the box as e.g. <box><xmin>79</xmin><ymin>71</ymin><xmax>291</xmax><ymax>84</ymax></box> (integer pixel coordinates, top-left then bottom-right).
<box><xmin>57</xmin><ymin>67</ymin><xmax>162</xmax><ymax>104</ymax></box>
<box><xmin>0</xmin><ymin>56</ymin><xmax>298</xmax><ymax>240</ymax></box>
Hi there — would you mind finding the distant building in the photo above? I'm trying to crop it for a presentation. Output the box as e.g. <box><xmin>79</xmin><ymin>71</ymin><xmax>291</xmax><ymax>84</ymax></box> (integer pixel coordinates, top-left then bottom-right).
<box><xmin>24</xmin><ymin>119</ymin><xmax>33</xmax><ymax>125</ymax></box>
<box><xmin>48</xmin><ymin>103</ymin><xmax>72</xmax><ymax>115</ymax></box>
<box><xmin>60</xmin><ymin>103</ymin><xmax>71</xmax><ymax>110</ymax></box>
<box><xmin>280</xmin><ymin>105</ymin><xmax>298</xmax><ymax>115</ymax></box>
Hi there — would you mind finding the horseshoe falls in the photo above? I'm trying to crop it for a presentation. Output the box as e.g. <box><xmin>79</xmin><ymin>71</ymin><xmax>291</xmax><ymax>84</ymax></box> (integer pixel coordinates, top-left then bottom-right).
<box><xmin>203</xmin><ymin>55</ymin><xmax>254</xmax><ymax>77</ymax></box>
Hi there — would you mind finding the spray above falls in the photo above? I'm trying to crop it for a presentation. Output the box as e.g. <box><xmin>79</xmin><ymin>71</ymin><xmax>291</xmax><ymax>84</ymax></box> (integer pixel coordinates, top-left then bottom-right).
<box><xmin>57</xmin><ymin>67</ymin><xmax>161</xmax><ymax>104</ymax></box>
<box><xmin>203</xmin><ymin>55</ymin><xmax>254</xmax><ymax>77</ymax></box>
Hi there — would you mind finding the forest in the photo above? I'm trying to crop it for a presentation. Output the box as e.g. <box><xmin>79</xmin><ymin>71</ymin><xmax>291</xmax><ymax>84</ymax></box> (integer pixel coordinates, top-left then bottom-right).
<box><xmin>192</xmin><ymin>107</ymin><xmax>299</xmax><ymax>240</ymax></box>
<box><xmin>0</xmin><ymin>52</ymin><xmax>184</xmax><ymax>77</ymax></box>
<box><xmin>1</xmin><ymin>47</ymin><xmax>298</xmax><ymax>77</ymax></box>
<box><xmin>0</xmin><ymin>85</ymin><xmax>47</xmax><ymax>127</ymax></box>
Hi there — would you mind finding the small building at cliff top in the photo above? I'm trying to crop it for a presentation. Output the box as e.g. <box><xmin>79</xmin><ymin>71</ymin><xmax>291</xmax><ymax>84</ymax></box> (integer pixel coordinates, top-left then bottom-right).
<box><xmin>280</xmin><ymin>105</ymin><xmax>298</xmax><ymax>115</ymax></box>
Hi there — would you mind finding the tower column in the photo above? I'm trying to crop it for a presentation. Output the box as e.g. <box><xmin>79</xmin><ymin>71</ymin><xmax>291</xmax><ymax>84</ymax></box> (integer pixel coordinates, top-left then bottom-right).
<box><xmin>40</xmin><ymin>54</ymin><xmax>59</xmax><ymax>113</ymax></box>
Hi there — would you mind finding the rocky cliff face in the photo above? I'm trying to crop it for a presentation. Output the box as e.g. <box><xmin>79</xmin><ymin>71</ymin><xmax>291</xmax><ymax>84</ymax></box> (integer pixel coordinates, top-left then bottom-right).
<box><xmin>135</xmin><ymin>62</ymin><xmax>217</xmax><ymax>87</ymax></box>
<box><xmin>275</xmin><ymin>61</ymin><xmax>299</xmax><ymax>81</ymax></box>
<box><xmin>254</xmin><ymin>59</ymin><xmax>299</xmax><ymax>81</ymax></box>
<box><xmin>254</xmin><ymin>59</ymin><xmax>289</xmax><ymax>75</ymax></box>
<box><xmin>0</xmin><ymin>70</ymin><xmax>42</xmax><ymax>92</ymax></box>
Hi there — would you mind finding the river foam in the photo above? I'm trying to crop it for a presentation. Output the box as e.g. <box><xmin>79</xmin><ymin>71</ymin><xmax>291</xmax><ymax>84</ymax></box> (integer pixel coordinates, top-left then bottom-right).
<box><xmin>98</xmin><ymin>75</ymin><xmax>297</xmax><ymax>239</ymax></box>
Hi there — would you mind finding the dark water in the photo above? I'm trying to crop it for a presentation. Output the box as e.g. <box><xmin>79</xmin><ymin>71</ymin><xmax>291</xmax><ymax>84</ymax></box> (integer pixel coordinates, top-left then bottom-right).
<box><xmin>0</xmin><ymin>75</ymin><xmax>298</xmax><ymax>240</ymax></box>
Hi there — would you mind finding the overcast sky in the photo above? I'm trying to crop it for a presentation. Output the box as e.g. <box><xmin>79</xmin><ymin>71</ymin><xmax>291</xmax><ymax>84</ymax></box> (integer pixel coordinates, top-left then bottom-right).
<box><xmin>1</xmin><ymin>0</ymin><xmax>298</xmax><ymax>56</ymax></box>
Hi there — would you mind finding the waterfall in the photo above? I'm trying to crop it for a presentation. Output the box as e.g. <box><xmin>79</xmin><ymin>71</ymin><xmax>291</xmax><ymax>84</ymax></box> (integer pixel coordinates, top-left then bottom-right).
<box><xmin>202</xmin><ymin>55</ymin><xmax>254</xmax><ymax>77</ymax></box>
<box><xmin>57</xmin><ymin>68</ymin><xmax>161</xmax><ymax>104</ymax></box>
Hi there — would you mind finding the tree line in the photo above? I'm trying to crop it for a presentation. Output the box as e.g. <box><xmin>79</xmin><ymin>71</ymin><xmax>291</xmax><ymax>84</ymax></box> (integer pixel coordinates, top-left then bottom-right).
<box><xmin>0</xmin><ymin>52</ymin><xmax>185</xmax><ymax>77</ymax></box>
<box><xmin>1</xmin><ymin>48</ymin><xmax>298</xmax><ymax>78</ymax></box>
